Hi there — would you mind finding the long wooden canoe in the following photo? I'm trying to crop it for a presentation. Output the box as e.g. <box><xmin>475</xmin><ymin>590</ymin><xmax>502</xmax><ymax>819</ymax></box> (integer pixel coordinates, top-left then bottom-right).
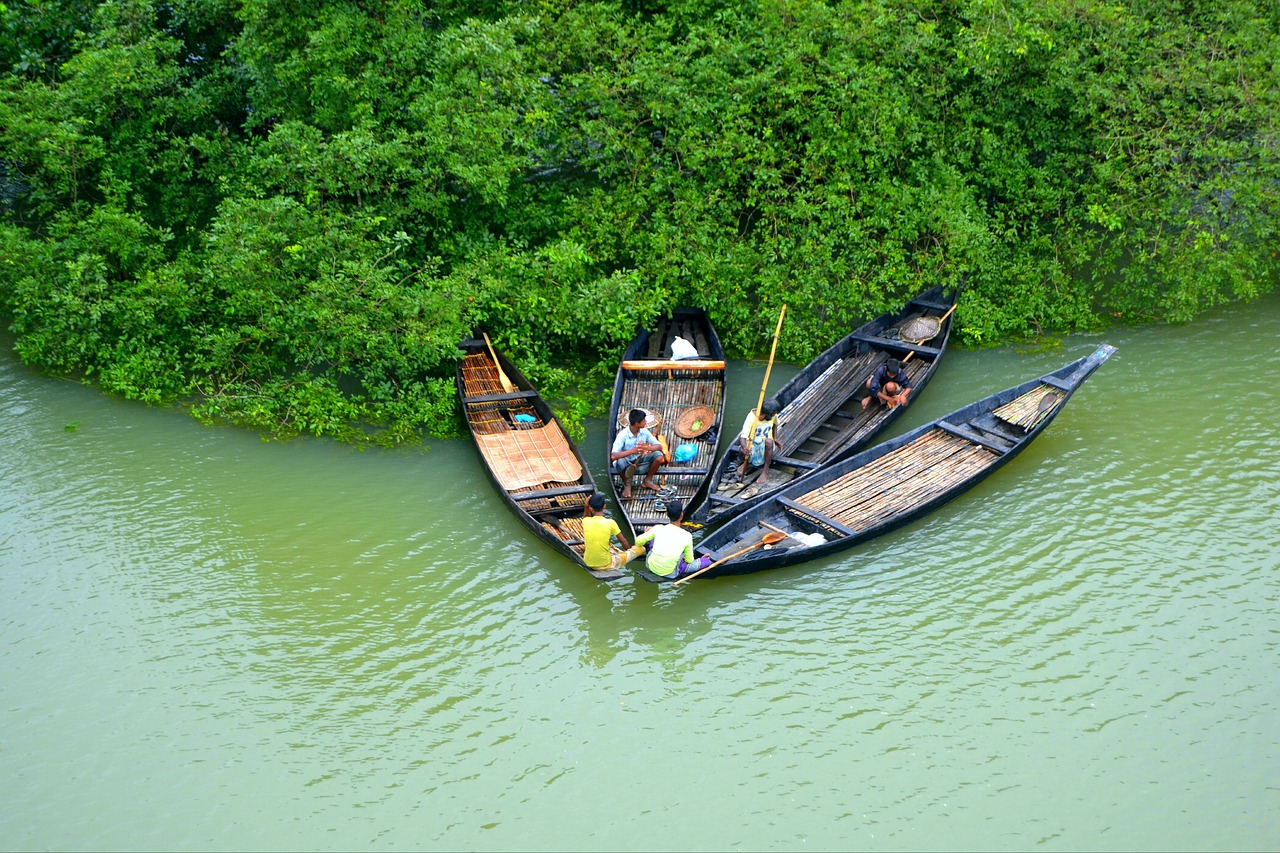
<box><xmin>695</xmin><ymin>282</ymin><xmax>961</xmax><ymax>528</ymax></box>
<box><xmin>457</xmin><ymin>335</ymin><xmax>625</xmax><ymax>580</ymax></box>
<box><xmin>607</xmin><ymin>308</ymin><xmax>727</xmax><ymax>536</ymax></box>
<box><xmin>678</xmin><ymin>344</ymin><xmax>1117</xmax><ymax>581</ymax></box>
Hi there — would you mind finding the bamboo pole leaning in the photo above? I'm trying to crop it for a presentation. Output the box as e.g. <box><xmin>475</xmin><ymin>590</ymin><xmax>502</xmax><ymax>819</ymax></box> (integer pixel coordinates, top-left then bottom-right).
<box><xmin>754</xmin><ymin>304</ymin><xmax>788</xmax><ymax>418</ymax></box>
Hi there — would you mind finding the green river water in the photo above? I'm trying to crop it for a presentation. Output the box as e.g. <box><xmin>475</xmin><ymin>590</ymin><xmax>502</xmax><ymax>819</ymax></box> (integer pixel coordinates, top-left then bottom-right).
<box><xmin>2</xmin><ymin>292</ymin><xmax>1277</xmax><ymax>852</ymax></box>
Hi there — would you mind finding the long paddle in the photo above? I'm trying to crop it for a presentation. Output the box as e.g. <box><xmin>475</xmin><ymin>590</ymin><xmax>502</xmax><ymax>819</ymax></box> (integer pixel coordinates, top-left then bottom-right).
<box><xmin>673</xmin><ymin>531</ymin><xmax>787</xmax><ymax>586</ymax></box>
<box><xmin>482</xmin><ymin>332</ymin><xmax>516</xmax><ymax>394</ymax></box>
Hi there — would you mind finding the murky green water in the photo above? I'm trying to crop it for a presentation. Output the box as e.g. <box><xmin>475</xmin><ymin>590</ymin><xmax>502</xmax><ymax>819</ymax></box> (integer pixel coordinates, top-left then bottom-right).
<box><xmin>2</xmin><ymin>293</ymin><xmax>1277</xmax><ymax>852</ymax></box>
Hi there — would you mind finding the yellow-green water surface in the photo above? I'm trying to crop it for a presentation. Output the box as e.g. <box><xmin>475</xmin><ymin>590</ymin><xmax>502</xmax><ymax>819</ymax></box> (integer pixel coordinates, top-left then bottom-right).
<box><xmin>2</xmin><ymin>293</ymin><xmax>1277</xmax><ymax>851</ymax></box>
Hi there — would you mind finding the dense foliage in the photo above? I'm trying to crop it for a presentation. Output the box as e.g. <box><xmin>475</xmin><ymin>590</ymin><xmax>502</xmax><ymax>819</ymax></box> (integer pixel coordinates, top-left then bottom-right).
<box><xmin>2</xmin><ymin>0</ymin><xmax>1276</xmax><ymax>443</ymax></box>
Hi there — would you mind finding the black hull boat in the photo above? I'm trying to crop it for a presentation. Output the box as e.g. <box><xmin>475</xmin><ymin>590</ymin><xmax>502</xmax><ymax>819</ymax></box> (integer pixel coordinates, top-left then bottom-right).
<box><xmin>457</xmin><ymin>334</ymin><xmax>624</xmax><ymax>580</ymax></box>
<box><xmin>696</xmin><ymin>283</ymin><xmax>961</xmax><ymax>527</ymax></box>
<box><xmin>607</xmin><ymin>308</ymin><xmax>727</xmax><ymax>536</ymax></box>
<box><xmin>678</xmin><ymin>345</ymin><xmax>1117</xmax><ymax>581</ymax></box>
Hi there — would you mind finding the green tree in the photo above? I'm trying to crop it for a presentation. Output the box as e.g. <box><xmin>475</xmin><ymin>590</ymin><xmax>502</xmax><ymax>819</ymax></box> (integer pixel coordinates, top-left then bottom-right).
<box><xmin>0</xmin><ymin>0</ymin><xmax>1275</xmax><ymax>443</ymax></box>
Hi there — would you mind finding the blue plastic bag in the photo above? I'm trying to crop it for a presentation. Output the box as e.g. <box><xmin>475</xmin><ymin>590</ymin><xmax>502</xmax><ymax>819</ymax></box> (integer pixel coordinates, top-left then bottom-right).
<box><xmin>674</xmin><ymin>443</ymin><xmax>698</xmax><ymax>463</ymax></box>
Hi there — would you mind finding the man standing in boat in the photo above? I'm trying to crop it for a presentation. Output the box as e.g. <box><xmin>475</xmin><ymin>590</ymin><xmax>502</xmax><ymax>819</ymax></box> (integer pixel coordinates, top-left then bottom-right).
<box><xmin>611</xmin><ymin>408</ymin><xmax>666</xmax><ymax>500</ymax></box>
<box><xmin>862</xmin><ymin>358</ymin><xmax>912</xmax><ymax>410</ymax></box>
<box><xmin>583</xmin><ymin>493</ymin><xmax>645</xmax><ymax>570</ymax></box>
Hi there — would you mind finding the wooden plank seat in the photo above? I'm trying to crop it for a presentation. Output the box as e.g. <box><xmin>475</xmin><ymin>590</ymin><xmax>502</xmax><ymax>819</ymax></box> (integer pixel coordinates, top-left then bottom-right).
<box><xmin>937</xmin><ymin>421</ymin><xmax>1011</xmax><ymax>454</ymax></box>
<box><xmin>912</xmin><ymin>298</ymin><xmax>955</xmax><ymax>312</ymax></box>
<box><xmin>774</xmin><ymin>455</ymin><xmax>819</xmax><ymax>470</ymax></box>
<box><xmin>778</xmin><ymin>496</ymin><xmax>860</xmax><ymax>536</ymax></box>
<box><xmin>620</xmin><ymin>359</ymin><xmax>726</xmax><ymax>371</ymax></box>
<box><xmin>848</xmin><ymin>334</ymin><xmax>943</xmax><ymax>357</ymax></box>
<box><xmin>511</xmin><ymin>484</ymin><xmax>595</xmax><ymax>502</ymax></box>
<box><xmin>463</xmin><ymin>389</ymin><xmax>540</xmax><ymax>404</ymax></box>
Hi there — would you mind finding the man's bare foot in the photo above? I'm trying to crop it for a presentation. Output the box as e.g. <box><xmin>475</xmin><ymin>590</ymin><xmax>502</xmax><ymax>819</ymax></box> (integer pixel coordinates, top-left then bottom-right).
<box><xmin>642</xmin><ymin>481</ymin><xmax>662</xmax><ymax>493</ymax></box>
<box><xmin>758</xmin><ymin>475</ymin><xmax>769</xmax><ymax>485</ymax></box>
<box><xmin>622</xmin><ymin>487</ymin><xmax>632</xmax><ymax>500</ymax></box>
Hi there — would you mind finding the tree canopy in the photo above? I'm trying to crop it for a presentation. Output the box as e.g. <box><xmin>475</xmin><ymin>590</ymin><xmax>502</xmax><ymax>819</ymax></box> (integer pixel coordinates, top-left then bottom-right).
<box><xmin>2</xmin><ymin>0</ymin><xmax>1276</xmax><ymax>443</ymax></box>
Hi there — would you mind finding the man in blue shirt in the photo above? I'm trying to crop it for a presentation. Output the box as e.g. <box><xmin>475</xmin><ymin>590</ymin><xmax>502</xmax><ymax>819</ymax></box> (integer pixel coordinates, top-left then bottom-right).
<box><xmin>862</xmin><ymin>358</ymin><xmax>912</xmax><ymax>410</ymax></box>
<box><xmin>611</xmin><ymin>408</ymin><xmax>666</xmax><ymax>499</ymax></box>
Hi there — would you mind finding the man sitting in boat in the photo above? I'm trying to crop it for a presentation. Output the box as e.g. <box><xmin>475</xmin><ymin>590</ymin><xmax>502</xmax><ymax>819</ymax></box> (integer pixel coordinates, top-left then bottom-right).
<box><xmin>634</xmin><ymin>500</ymin><xmax>712</xmax><ymax>580</ymax></box>
<box><xmin>611</xmin><ymin>408</ymin><xmax>667</xmax><ymax>500</ymax></box>
<box><xmin>735</xmin><ymin>400</ymin><xmax>783</xmax><ymax>485</ymax></box>
<box><xmin>861</xmin><ymin>358</ymin><xmax>912</xmax><ymax>410</ymax></box>
<box><xmin>583</xmin><ymin>493</ymin><xmax>645</xmax><ymax>570</ymax></box>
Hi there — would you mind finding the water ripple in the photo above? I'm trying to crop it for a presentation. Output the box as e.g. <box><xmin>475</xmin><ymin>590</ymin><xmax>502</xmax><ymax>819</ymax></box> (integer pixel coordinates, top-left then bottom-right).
<box><xmin>3</xmin><ymin>302</ymin><xmax>1280</xmax><ymax>849</ymax></box>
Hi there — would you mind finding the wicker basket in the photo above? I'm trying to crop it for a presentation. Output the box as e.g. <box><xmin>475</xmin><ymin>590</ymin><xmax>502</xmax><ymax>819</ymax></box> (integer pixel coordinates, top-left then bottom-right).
<box><xmin>898</xmin><ymin>314</ymin><xmax>942</xmax><ymax>344</ymax></box>
<box><xmin>674</xmin><ymin>404</ymin><xmax>715</xmax><ymax>439</ymax></box>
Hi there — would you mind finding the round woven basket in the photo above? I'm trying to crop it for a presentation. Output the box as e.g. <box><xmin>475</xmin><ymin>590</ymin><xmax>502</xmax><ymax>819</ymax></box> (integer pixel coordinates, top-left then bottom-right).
<box><xmin>898</xmin><ymin>314</ymin><xmax>941</xmax><ymax>344</ymax></box>
<box><xmin>617</xmin><ymin>407</ymin><xmax>663</xmax><ymax>433</ymax></box>
<box><xmin>674</xmin><ymin>404</ymin><xmax>715</xmax><ymax>439</ymax></box>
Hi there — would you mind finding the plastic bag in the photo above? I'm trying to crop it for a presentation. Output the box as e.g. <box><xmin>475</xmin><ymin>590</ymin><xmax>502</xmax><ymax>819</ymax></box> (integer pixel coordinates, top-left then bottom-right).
<box><xmin>670</xmin><ymin>336</ymin><xmax>699</xmax><ymax>360</ymax></box>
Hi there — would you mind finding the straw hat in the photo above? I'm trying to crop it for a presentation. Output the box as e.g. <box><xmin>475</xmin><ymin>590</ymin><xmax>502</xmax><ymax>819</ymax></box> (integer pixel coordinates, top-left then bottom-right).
<box><xmin>674</xmin><ymin>405</ymin><xmax>715</xmax><ymax>439</ymax></box>
<box><xmin>617</xmin><ymin>407</ymin><xmax>663</xmax><ymax>432</ymax></box>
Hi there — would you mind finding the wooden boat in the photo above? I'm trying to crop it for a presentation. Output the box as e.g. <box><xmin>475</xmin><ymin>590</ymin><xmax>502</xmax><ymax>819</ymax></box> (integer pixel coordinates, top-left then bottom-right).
<box><xmin>456</xmin><ymin>334</ymin><xmax>626</xmax><ymax>581</ymax></box>
<box><xmin>607</xmin><ymin>308</ymin><xmax>727</xmax><ymax>535</ymax></box>
<box><xmin>695</xmin><ymin>283</ymin><xmax>961</xmax><ymax>528</ymax></box>
<box><xmin>679</xmin><ymin>345</ymin><xmax>1117</xmax><ymax>581</ymax></box>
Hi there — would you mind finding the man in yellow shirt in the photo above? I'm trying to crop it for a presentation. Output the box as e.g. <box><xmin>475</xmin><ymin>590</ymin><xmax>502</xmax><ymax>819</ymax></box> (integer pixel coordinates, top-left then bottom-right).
<box><xmin>583</xmin><ymin>493</ymin><xmax>645</xmax><ymax>570</ymax></box>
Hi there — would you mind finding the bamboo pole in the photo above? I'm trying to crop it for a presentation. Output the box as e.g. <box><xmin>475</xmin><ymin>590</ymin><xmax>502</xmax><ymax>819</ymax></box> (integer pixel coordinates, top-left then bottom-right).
<box><xmin>755</xmin><ymin>305</ymin><xmax>788</xmax><ymax>418</ymax></box>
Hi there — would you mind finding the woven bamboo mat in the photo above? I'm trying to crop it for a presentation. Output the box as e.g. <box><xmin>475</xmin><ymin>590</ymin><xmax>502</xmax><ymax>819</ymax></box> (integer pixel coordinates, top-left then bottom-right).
<box><xmin>474</xmin><ymin>423</ymin><xmax>583</xmax><ymax>491</ymax></box>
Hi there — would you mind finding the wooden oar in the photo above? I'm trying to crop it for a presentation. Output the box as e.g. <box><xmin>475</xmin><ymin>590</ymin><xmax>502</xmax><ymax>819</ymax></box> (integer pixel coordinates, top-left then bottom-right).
<box><xmin>1030</xmin><ymin>391</ymin><xmax>1061</xmax><ymax>428</ymax></box>
<box><xmin>673</xmin><ymin>531</ymin><xmax>787</xmax><ymax>586</ymax></box>
<box><xmin>482</xmin><ymin>332</ymin><xmax>515</xmax><ymax>393</ymax></box>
